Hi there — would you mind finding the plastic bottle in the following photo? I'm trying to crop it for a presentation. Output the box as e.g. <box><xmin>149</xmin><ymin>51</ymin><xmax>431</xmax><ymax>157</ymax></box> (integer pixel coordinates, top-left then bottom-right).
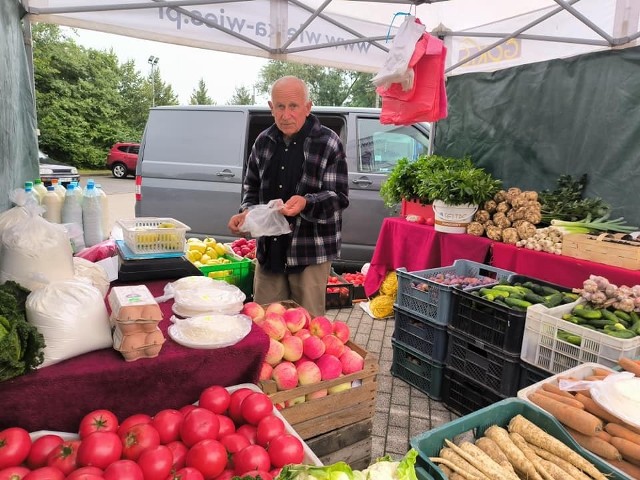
<box><xmin>33</xmin><ymin>179</ymin><xmax>48</xmax><ymax>203</ymax></box>
<box><xmin>95</xmin><ymin>183</ymin><xmax>110</xmax><ymax>240</ymax></box>
<box><xmin>82</xmin><ymin>182</ymin><xmax>104</xmax><ymax>247</ymax></box>
<box><xmin>61</xmin><ymin>183</ymin><xmax>83</xmax><ymax>227</ymax></box>
<box><xmin>42</xmin><ymin>185</ymin><xmax>63</xmax><ymax>223</ymax></box>
<box><xmin>51</xmin><ymin>178</ymin><xmax>66</xmax><ymax>200</ymax></box>
<box><xmin>71</xmin><ymin>181</ymin><xmax>84</xmax><ymax>203</ymax></box>
<box><xmin>23</xmin><ymin>182</ymin><xmax>40</xmax><ymax>206</ymax></box>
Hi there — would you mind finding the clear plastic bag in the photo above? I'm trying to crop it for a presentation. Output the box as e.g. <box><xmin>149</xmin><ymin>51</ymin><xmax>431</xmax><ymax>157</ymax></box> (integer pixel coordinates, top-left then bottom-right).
<box><xmin>239</xmin><ymin>199</ymin><xmax>292</xmax><ymax>237</ymax></box>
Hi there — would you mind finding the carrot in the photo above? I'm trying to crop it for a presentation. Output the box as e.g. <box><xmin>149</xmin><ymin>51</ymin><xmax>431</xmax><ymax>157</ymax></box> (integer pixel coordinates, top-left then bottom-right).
<box><xmin>595</xmin><ymin>430</ymin><xmax>612</xmax><ymax>443</ymax></box>
<box><xmin>619</xmin><ymin>357</ymin><xmax>640</xmax><ymax>376</ymax></box>
<box><xmin>540</xmin><ymin>383</ymin><xmax>575</xmax><ymax>398</ymax></box>
<box><xmin>528</xmin><ymin>392</ymin><xmax>603</xmax><ymax>436</ymax></box>
<box><xmin>607</xmin><ymin>458</ymin><xmax>640</xmax><ymax>479</ymax></box>
<box><xmin>529</xmin><ymin>445</ymin><xmax>592</xmax><ymax>480</ymax></box>
<box><xmin>537</xmin><ymin>389</ymin><xmax>585</xmax><ymax>409</ymax></box>
<box><xmin>611</xmin><ymin>436</ymin><xmax>640</xmax><ymax>465</ymax></box>
<box><xmin>592</xmin><ymin>367</ymin><xmax>614</xmax><ymax>377</ymax></box>
<box><xmin>574</xmin><ymin>392</ymin><xmax>622</xmax><ymax>425</ymax></box>
<box><xmin>474</xmin><ymin>437</ymin><xmax>515</xmax><ymax>474</ymax></box>
<box><xmin>565</xmin><ymin>426</ymin><xmax>622</xmax><ymax>461</ymax></box>
<box><xmin>606</xmin><ymin>423</ymin><xmax>640</xmax><ymax>445</ymax></box>
<box><xmin>483</xmin><ymin>426</ymin><xmax>542</xmax><ymax>480</ymax></box>
<box><xmin>579</xmin><ymin>389</ymin><xmax>592</xmax><ymax>399</ymax></box>
<box><xmin>508</xmin><ymin>414</ymin><xmax>608</xmax><ymax>480</ymax></box>
<box><xmin>584</xmin><ymin>375</ymin><xmax>607</xmax><ymax>381</ymax></box>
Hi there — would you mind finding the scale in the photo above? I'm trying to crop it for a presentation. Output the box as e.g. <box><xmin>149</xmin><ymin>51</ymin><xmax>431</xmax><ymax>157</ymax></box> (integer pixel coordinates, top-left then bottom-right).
<box><xmin>115</xmin><ymin>240</ymin><xmax>201</xmax><ymax>282</ymax></box>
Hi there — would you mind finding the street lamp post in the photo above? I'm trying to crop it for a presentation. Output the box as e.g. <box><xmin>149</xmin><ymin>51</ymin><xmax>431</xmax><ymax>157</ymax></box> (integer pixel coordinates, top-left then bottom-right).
<box><xmin>148</xmin><ymin>55</ymin><xmax>159</xmax><ymax>107</ymax></box>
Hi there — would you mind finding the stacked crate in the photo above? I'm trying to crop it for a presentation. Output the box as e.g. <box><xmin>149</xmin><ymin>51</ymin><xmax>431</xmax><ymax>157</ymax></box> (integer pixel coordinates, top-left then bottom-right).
<box><xmin>391</xmin><ymin>260</ymin><xmax>513</xmax><ymax>402</ymax></box>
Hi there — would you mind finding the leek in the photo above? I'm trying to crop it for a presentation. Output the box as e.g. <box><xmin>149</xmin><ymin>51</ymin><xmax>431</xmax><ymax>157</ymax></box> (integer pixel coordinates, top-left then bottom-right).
<box><xmin>551</xmin><ymin>213</ymin><xmax>638</xmax><ymax>234</ymax></box>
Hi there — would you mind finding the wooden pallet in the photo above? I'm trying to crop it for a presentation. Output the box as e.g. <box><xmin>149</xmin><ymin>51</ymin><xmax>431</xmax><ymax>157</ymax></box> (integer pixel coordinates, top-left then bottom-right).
<box><xmin>305</xmin><ymin>418</ymin><xmax>373</xmax><ymax>470</ymax></box>
<box><xmin>259</xmin><ymin>341</ymin><xmax>378</xmax><ymax>439</ymax></box>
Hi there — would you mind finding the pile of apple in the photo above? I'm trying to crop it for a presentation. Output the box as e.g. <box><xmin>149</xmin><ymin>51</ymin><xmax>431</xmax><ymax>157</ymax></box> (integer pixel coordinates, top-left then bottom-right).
<box><xmin>340</xmin><ymin>272</ymin><xmax>366</xmax><ymax>287</ymax></box>
<box><xmin>229</xmin><ymin>238</ymin><xmax>256</xmax><ymax>260</ymax></box>
<box><xmin>241</xmin><ymin>302</ymin><xmax>365</xmax><ymax>404</ymax></box>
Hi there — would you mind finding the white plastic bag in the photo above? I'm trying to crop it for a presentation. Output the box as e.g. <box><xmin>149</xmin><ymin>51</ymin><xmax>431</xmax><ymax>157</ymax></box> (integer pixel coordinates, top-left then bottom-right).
<box><xmin>73</xmin><ymin>257</ymin><xmax>110</xmax><ymax>298</ymax></box>
<box><xmin>0</xmin><ymin>190</ymin><xmax>44</xmax><ymax>238</ymax></box>
<box><xmin>239</xmin><ymin>199</ymin><xmax>292</xmax><ymax>237</ymax></box>
<box><xmin>371</xmin><ymin>16</ymin><xmax>425</xmax><ymax>89</ymax></box>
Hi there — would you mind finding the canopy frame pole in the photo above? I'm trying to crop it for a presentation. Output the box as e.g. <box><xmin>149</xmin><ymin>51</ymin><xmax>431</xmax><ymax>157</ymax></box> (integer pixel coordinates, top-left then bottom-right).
<box><xmin>552</xmin><ymin>0</ymin><xmax>616</xmax><ymax>44</ymax></box>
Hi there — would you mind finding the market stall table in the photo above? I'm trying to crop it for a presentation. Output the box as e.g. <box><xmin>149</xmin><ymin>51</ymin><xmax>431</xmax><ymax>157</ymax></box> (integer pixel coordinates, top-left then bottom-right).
<box><xmin>0</xmin><ymin>279</ymin><xmax>269</xmax><ymax>433</ymax></box>
<box><xmin>364</xmin><ymin>217</ymin><xmax>493</xmax><ymax>296</ymax></box>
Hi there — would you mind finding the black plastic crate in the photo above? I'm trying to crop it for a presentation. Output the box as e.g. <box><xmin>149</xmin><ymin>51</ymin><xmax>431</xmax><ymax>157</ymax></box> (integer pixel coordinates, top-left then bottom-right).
<box><xmin>326</xmin><ymin>272</ymin><xmax>353</xmax><ymax>309</ymax></box>
<box><xmin>391</xmin><ymin>339</ymin><xmax>445</xmax><ymax>400</ymax></box>
<box><xmin>392</xmin><ymin>305</ymin><xmax>448</xmax><ymax>363</ymax></box>
<box><xmin>441</xmin><ymin>367</ymin><xmax>506</xmax><ymax>417</ymax></box>
<box><xmin>518</xmin><ymin>360</ymin><xmax>554</xmax><ymax>391</ymax></box>
<box><xmin>446</xmin><ymin>327</ymin><xmax>521</xmax><ymax>397</ymax></box>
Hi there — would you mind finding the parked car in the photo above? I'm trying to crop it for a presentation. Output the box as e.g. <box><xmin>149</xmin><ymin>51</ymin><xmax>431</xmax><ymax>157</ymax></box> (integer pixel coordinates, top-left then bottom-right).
<box><xmin>135</xmin><ymin>105</ymin><xmax>431</xmax><ymax>266</ymax></box>
<box><xmin>38</xmin><ymin>149</ymin><xmax>80</xmax><ymax>187</ymax></box>
<box><xmin>107</xmin><ymin>142</ymin><xmax>139</xmax><ymax>178</ymax></box>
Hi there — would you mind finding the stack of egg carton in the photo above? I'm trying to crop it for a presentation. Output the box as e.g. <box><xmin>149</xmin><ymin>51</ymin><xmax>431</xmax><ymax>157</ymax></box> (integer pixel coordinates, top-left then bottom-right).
<box><xmin>108</xmin><ymin>285</ymin><xmax>165</xmax><ymax>361</ymax></box>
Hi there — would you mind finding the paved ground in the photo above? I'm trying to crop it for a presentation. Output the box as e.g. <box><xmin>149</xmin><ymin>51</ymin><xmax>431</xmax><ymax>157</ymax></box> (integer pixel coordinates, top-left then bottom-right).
<box><xmin>325</xmin><ymin>303</ymin><xmax>459</xmax><ymax>461</ymax></box>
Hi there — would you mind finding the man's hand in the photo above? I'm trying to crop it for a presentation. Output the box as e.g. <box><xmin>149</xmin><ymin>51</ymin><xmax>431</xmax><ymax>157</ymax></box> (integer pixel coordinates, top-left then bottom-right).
<box><xmin>228</xmin><ymin>211</ymin><xmax>248</xmax><ymax>234</ymax></box>
<box><xmin>280</xmin><ymin>195</ymin><xmax>307</xmax><ymax>217</ymax></box>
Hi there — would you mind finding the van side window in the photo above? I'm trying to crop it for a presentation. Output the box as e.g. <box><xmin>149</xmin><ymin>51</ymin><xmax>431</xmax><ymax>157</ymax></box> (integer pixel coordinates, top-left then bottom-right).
<box><xmin>356</xmin><ymin>118</ymin><xmax>429</xmax><ymax>173</ymax></box>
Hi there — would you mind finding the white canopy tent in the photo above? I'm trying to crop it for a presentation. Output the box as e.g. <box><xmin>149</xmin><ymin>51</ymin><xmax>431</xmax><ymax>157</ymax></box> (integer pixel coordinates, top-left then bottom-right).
<box><xmin>20</xmin><ymin>0</ymin><xmax>640</xmax><ymax>76</ymax></box>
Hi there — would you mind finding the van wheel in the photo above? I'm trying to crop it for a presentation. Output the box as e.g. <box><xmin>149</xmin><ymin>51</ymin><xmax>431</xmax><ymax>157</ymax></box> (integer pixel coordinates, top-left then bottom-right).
<box><xmin>112</xmin><ymin>163</ymin><xmax>128</xmax><ymax>178</ymax></box>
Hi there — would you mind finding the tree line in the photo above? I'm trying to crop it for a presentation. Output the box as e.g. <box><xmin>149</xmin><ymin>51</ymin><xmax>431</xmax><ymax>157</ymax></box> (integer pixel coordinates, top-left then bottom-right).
<box><xmin>32</xmin><ymin>24</ymin><xmax>376</xmax><ymax>169</ymax></box>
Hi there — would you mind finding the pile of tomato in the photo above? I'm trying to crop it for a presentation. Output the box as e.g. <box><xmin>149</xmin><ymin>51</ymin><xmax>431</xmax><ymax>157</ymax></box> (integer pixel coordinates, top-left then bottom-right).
<box><xmin>0</xmin><ymin>386</ymin><xmax>306</xmax><ymax>480</ymax></box>
<box><xmin>340</xmin><ymin>273</ymin><xmax>366</xmax><ymax>287</ymax></box>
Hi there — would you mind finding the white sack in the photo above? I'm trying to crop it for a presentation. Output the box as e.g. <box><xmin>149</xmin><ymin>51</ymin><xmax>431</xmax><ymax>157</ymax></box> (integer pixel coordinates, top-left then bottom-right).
<box><xmin>0</xmin><ymin>209</ymin><xmax>75</xmax><ymax>291</ymax></box>
<box><xmin>26</xmin><ymin>280</ymin><xmax>112</xmax><ymax>368</ymax></box>
<box><xmin>73</xmin><ymin>257</ymin><xmax>110</xmax><ymax>298</ymax></box>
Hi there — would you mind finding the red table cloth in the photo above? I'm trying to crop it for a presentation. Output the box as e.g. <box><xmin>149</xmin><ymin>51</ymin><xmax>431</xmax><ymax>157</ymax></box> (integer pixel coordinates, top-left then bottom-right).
<box><xmin>0</xmin><ymin>280</ymin><xmax>269</xmax><ymax>433</ymax></box>
<box><xmin>491</xmin><ymin>242</ymin><xmax>640</xmax><ymax>289</ymax></box>
<box><xmin>364</xmin><ymin>217</ymin><xmax>493</xmax><ymax>296</ymax></box>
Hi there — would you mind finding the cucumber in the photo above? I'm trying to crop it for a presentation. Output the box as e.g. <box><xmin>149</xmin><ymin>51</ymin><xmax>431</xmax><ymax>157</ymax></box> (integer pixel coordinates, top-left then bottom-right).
<box><xmin>614</xmin><ymin>310</ymin><xmax>632</xmax><ymax>322</ymax></box>
<box><xmin>543</xmin><ymin>292</ymin><xmax>563</xmax><ymax>308</ymax></box>
<box><xmin>524</xmin><ymin>292</ymin><xmax>547</xmax><ymax>304</ymax></box>
<box><xmin>606</xmin><ymin>329</ymin><xmax>637</xmax><ymax>339</ymax></box>
<box><xmin>572</xmin><ymin>308</ymin><xmax>603</xmax><ymax>320</ymax></box>
<box><xmin>504</xmin><ymin>297</ymin><xmax>532</xmax><ymax>310</ymax></box>
<box><xmin>601</xmin><ymin>308</ymin><xmax>621</xmax><ymax>323</ymax></box>
<box><xmin>540</xmin><ymin>285</ymin><xmax>561</xmax><ymax>296</ymax></box>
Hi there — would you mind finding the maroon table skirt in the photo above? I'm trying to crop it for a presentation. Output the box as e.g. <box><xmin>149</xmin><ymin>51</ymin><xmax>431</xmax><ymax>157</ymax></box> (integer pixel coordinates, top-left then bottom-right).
<box><xmin>0</xmin><ymin>280</ymin><xmax>269</xmax><ymax>433</ymax></box>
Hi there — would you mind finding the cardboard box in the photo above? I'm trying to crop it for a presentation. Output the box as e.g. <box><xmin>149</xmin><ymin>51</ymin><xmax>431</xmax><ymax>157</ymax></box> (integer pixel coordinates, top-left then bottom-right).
<box><xmin>259</xmin><ymin>341</ymin><xmax>378</xmax><ymax>439</ymax></box>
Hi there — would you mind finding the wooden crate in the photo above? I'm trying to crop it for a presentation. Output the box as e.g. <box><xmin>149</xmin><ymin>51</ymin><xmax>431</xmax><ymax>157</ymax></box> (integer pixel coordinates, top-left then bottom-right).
<box><xmin>561</xmin><ymin>233</ymin><xmax>640</xmax><ymax>269</ymax></box>
<box><xmin>259</xmin><ymin>341</ymin><xmax>378</xmax><ymax>439</ymax></box>
<box><xmin>305</xmin><ymin>418</ymin><xmax>372</xmax><ymax>471</ymax></box>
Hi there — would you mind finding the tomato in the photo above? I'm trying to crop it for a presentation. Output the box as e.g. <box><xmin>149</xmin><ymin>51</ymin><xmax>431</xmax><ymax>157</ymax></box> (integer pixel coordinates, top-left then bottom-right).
<box><xmin>136</xmin><ymin>445</ymin><xmax>173</xmax><ymax>480</ymax></box>
<box><xmin>178</xmin><ymin>406</ymin><xmax>196</xmax><ymax>418</ymax></box>
<box><xmin>23</xmin><ymin>466</ymin><xmax>64</xmax><ymax>480</ymax></box>
<box><xmin>151</xmin><ymin>410</ymin><xmax>184</xmax><ymax>445</ymax></box>
<box><xmin>26</xmin><ymin>434</ymin><xmax>64</xmax><ymax>469</ymax></box>
<box><xmin>242</xmin><ymin>470</ymin><xmax>272</xmax><ymax>480</ymax></box>
<box><xmin>185</xmin><ymin>439</ymin><xmax>227</xmax><ymax>480</ymax></box>
<box><xmin>102</xmin><ymin>459</ymin><xmax>143</xmax><ymax>480</ymax></box>
<box><xmin>232</xmin><ymin>445</ymin><xmax>270</xmax><ymax>475</ymax></box>
<box><xmin>240</xmin><ymin>393</ymin><xmax>273</xmax><ymax>426</ymax></box>
<box><xmin>198</xmin><ymin>386</ymin><xmax>231</xmax><ymax>415</ymax></box>
<box><xmin>78</xmin><ymin>410</ymin><xmax>119</xmax><ymax>439</ymax></box>
<box><xmin>210</xmin><ymin>470</ymin><xmax>233</xmax><ymax>480</ymax></box>
<box><xmin>65</xmin><ymin>466</ymin><xmax>104</xmax><ymax>479</ymax></box>
<box><xmin>120</xmin><ymin>423</ymin><xmax>161</xmax><ymax>461</ymax></box>
<box><xmin>269</xmin><ymin>467</ymin><xmax>282</xmax><ymax>479</ymax></box>
<box><xmin>0</xmin><ymin>428</ymin><xmax>31</xmax><ymax>469</ymax></box>
<box><xmin>0</xmin><ymin>466</ymin><xmax>30</xmax><ymax>480</ymax></box>
<box><xmin>179</xmin><ymin>409</ymin><xmax>219</xmax><ymax>447</ymax></box>
<box><xmin>46</xmin><ymin>440</ymin><xmax>80</xmax><ymax>476</ymax></box>
<box><xmin>227</xmin><ymin>389</ymin><xmax>253</xmax><ymax>425</ymax></box>
<box><xmin>77</xmin><ymin>432</ymin><xmax>122</xmax><ymax>469</ymax></box>
<box><xmin>215</xmin><ymin>416</ymin><xmax>234</xmax><ymax>439</ymax></box>
<box><xmin>267</xmin><ymin>434</ymin><xmax>304</xmax><ymax>468</ymax></box>
<box><xmin>218</xmin><ymin>434</ymin><xmax>249</xmax><ymax>456</ymax></box>
<box><xmin>255</xmin><ymin>415</ymin><xmax>285</xmax><ymax>448</ymax></box>
<box><xmin>117</xmin><ymin>414</ymin><xmax>152</xmax><ymax>436</ymax></box>
<box><xmin>168</xmin><ymin>467</ymin><xmax>204</xmax><ymax>480</ymax></box>
<box><xmin>425</xmin><ymin>217</ymin><xmax>435</xmax><ymax>226</ymax></box>
<box><xmin>235</xmin><ymin>425</ymin><xmax>256</xmax><ymax>446</ymax></box>
<box><xmin>165</xmin><ymin>441</ymin><xmax>188</xmax><ymax>471</ymax></box>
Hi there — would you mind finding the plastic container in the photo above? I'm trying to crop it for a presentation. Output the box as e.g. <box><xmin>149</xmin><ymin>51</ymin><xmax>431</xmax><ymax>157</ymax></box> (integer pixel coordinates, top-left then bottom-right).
<box><xmin>95</xmin><ymin>183</ymin><xmax>110</xmax><ymax>240</ymax></box>
<box><xmin>410</xmin><ymin>398</ymin><xmax>627</xmax><ymax>480</ymax></box>
<box><xmin>82</xmin><ymin>182</ymin><xmax>103</xmax><ymax>247</ymax></box>
<box><xmin>518</xmin><ymin>360</ymin><xmax>553</xmax><ymax>391</ymax></box>
<box><xmin>441</xmin><ymin>367</ymin><xmax>506</xmax><ymax>417</ymax></box>
<box><xmin>395</xmin><ymin>260</ymin><xmax>514</xmax><ymax>327</ymax></box>
<box><xmin>392</xmin><ymin>305</ymin><xmax>448</xmax><ymax>363</ymax></box>
<box><xmin>520</xmin><ymin>302</ymin><xmax>640</xmax><ymax>373</ymax></box>
<box><xmin>42</xmin><ymin>185</ymin><xmax>63</xmax><ymax>223</ymax></box>
<box><xmin>23</xmin><ymin>182</ymin><xmax>40</xmax><ymax>206</ymax></box>
<box><xmin>51</xmin><ymin>178</ymin><xmax>66</xmax><ymax>199</ymax></box>
<box><xmin>33</xmin><ymin>179</ymin><xmax>48</xmax><ymax>202</ymax></box>
<box><xmin>199</xmin><ymin>255</ymin><xmax>255</xmax><ymax>298</ymax></box>
<box><xmin>61</xmin><ymin>183</ymin><xmax>83</xmax><ymax>227</ymax></box>
<box><xmin>446</xmin><ymin>327</ymin><xmax>522</xmax><ymax>396</ymax></box>
<box><xmin>391</xmin><ymin>338</ymin><xmax>444</xmax><ymax>400</ymax></box>
<box><xmin>118</xmin><ymin>217</ymin><xmax>190</xmax><ymax>254</ymax></box>
<box><xmin>326</xmin><ymin>271</ymin><xmax>354</xmax><ymax>309</ymax></box>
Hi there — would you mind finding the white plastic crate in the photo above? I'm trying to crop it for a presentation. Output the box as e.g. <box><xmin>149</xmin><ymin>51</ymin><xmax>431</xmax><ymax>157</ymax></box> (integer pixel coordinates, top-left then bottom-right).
<box><xmin>516</xmin><ymin>362</ymin><xmax>615</xmax><ymax>402</ymax></box>
<box><xmin>521</xmin><ymin>303</ymin><xmax>640</xmax><ymax>374</ymax></box>
<box><xmin>117</xmin><ymin>217</ymin><xmax>190</xmax><ymax>254</ymax></box>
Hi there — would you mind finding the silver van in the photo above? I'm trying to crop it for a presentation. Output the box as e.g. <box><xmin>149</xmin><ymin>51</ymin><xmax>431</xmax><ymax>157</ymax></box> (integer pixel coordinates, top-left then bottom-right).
<box><xmin>134</xmin><ymin>105</ymin><xmax>431</xmax><ymax>265</ymax></box>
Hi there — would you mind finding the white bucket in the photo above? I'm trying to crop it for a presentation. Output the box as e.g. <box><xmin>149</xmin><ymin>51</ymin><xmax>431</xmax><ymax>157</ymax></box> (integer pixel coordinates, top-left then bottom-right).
<box><xmin>432</xmin><ymin>200</ymin><xmax>478</xmax><ymax>234</ymax></box>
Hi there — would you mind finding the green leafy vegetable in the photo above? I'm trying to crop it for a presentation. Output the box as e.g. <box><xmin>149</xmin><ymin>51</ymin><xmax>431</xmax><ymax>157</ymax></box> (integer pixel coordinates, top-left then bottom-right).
<box><xmin>539</xmin><ymin>174</ymin><xmax>610</xmax><ymax>224</ymax></box>
<box><xmin>551</xmin><ymin>212</ymin><xmax>638</xmax><ymax>234</ymax></box>
<box><xmin>0</xmin><ymin>281</ymin><xmax>45</xmax><ymax>382</ymax></box>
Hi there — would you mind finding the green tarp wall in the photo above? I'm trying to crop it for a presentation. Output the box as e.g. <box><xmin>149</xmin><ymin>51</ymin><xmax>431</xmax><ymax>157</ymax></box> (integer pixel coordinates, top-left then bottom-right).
<box><xmin>434</xmin><ymin>45</ymin><xmax>640</xmax><ymax>227</ymax></box>
<box><xmin>0</xmin><ymin>1</ymin><xmax>39</xmax><ymax>213</ymax></box>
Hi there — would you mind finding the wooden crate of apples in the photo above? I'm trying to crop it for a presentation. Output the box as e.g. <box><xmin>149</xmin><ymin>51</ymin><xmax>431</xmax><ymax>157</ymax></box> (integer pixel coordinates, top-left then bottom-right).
<box><xmin>241</xmin><ymin>301</ymin><xmax>379</xmax><ymax>440</ymax></box>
